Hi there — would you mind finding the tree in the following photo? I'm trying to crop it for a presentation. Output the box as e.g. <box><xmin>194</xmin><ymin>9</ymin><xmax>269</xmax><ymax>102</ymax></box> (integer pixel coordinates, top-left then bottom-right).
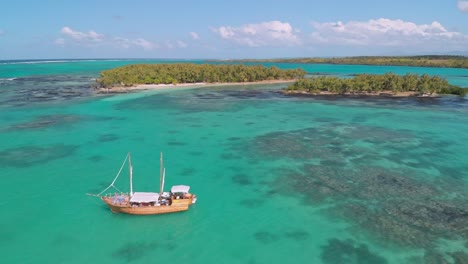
<box><xmin>284</xmin><ymin>73</ymin><xmax>463</xmax><ymax>96</ymax></box>
<box><xmin>418</xmin><ymin>74</ymin><xmax>432</xmax><ymax>94</ymax></box>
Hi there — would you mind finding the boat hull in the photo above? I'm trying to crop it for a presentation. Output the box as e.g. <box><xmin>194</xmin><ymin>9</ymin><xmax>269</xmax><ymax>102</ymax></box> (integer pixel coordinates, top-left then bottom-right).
<box><xmin>171</xmin><ymin>193</ymin><xmax>197</xmax><ymax>206</ymax></box>
<box><xmin>101</xmin><ymin>197</ymin><xmax>189</xmax><ymax>215</ymax></box>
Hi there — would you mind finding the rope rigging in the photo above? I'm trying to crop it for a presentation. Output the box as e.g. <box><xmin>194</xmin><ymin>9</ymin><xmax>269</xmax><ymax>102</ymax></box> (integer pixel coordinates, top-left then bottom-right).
<box><xmin>86</xmin><ymin>153</ymin><xmax>129</xmax><ymax>197</ymax></box>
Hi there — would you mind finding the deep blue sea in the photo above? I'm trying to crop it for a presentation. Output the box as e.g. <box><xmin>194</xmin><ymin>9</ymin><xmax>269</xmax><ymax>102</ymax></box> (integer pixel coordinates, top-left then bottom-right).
<box><xmin>1</xmin><ymin>59</ymin><xmax>467</xmax><ymax>263</ymax></box>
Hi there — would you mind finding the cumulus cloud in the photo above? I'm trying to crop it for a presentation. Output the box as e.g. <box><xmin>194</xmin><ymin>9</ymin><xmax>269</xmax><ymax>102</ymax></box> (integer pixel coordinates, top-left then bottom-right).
<box><xmin>61</xmin><ymin>26</ymin><xmax>104</xmax><ymax>42</ymax></box>
<box><xmin>212</xmin><ymin>20</ymin><xmax>301</xmax><ymax>47</ymax></box>
<box><xmin>132</xmin><ymin>38</ymin><xmax>155</xmax><ymax>50</ymax></box>
<box><xmin>458</xmin><ymin>1</ymin><xmax>468</xmax><ymax>12</ymax></box>
<box><xmin>310</xmin><ymin>18</ymin><xmax>468</xmax><ymax>49</ymax></box>
<box><xmin>189</xmin><ymin>32</ymin><xmax>200</xmax><ymax>40</ymax></box>
<box><xmin>59</xmin><ymin>26</ymin><xmax>157</xmax><ymax>50</ymax></box>
<box><xmin>54</xmin><ymin>38</ymin><xmax>65</xmax><ymax>46</ymax></box>
<box><xmin>177</xmin><ymin>40</ymin><xmax>188</xmax><ymax>48</ymax></box>
<box><xmin>165</xmin><ymin>41</ymin><xmax>174</xmax><ymax>49</ymax></box>
<box><xmin>113</xmin><ymin>37</ymin><xmax>156</xmax><ymax>50</ymax></box>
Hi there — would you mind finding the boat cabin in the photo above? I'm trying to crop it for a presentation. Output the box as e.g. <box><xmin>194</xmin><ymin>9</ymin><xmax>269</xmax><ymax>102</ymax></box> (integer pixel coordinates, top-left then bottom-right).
<box><xmin>171</xmin><ymin>185</ymin><xmax>191</xmax><ymax>199</ymax></box>
<box><xmin>129</xmin><ymin>192</ymin><xmax>170</xmax><ymax>206</ymax></box>
<box><xmin>126</xmin><ymin>185</ymin><xmax>193</xmax><ymax>207</ymax></box>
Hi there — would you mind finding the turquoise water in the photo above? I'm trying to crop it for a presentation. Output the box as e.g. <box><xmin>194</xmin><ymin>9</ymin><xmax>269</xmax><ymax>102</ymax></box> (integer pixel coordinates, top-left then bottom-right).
<box><xmin>0</xmin><ymin>60</ymin><xmax>467</xmax><ymax>263</ymax></box>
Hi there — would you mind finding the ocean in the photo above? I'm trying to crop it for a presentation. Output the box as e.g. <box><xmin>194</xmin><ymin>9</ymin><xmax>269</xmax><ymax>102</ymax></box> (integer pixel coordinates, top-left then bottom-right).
<box><xmin>1</xmin><ymin>59</ymin><xmax>467</xmax><ymax>263</ymax></box>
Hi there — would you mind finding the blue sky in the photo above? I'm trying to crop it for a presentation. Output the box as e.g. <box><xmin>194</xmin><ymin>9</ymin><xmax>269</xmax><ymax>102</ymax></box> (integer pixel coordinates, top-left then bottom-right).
<box><xmin>1</xmin><ymin>0</ymin><xmax>468</xmax><ymax>59</ymax></box>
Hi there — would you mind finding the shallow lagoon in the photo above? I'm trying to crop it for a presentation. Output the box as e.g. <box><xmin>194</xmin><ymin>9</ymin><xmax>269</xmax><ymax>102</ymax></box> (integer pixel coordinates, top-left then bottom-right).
<box><xmin>0</xmin><ymin>60</ymin><xmax>467</xmax><ymax>263</ymax></box>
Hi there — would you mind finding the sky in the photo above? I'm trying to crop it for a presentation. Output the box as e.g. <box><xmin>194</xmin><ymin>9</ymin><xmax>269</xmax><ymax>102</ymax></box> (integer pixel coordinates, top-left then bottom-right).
<box><xmin>1</xmin><ymin>0</ymin><xmax>468</xmax><ymax>59</ymax></box>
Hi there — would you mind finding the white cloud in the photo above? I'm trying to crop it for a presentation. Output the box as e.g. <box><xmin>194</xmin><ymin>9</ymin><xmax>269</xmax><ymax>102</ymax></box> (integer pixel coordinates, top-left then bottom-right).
<box><xmin>61</xmin><ymin>26</ymin><xmax>104</xmax><ymax>42</ymax></box>
<box><xmin>54</xmin><ymin>38</ymin><xmax>65</xmax><ymax>46</ymax></box>
<box><xmin>116</xmin><ymin>37</ymin><xmax>137</xmax><ymax>49</ymax></box>
<box><xmin>212</xmin><ymin>20</ymin><xmax>301</xmax><ymax>47</ymax></box>
<box><xmin>189</xmin><ymin>32</ymin><xmax>200</xmax><ymax>40</ymax></box>
<box><xmin>114</xmin><ymin>37</ymin><xmax>156</xmax><ymax>50</ymax></box>
<box><xmin>59</xmin><ymin>27</ymin><xmax>157</xmax><ymax>50</ymax></box>
<box><xmin>114</xmin><ymin>37</ymin><xmax>131</xmax><ymax>49</ymax></box>
<box><xmin>310</xmin><ymin>18</ymin><xmax>468</xmax><ymax>49</ymax></box>
<box><xmin>177</xmin><ymin>40</ymin><xmax>188</xmax><ymax>48</ymax></box>
<box><xmin>132</xmin><ymin>38</ymin><xmax>155</xmax><ymax>50</ymax></box>
<box><xmin>165</xmin><ymin>41</ymin><xmax>174</xmax><ymax>49</ymax></box>
<box><xmin>458</xmin><ymin>1</ymin><xmax>468</xmax><ymax>12</ymax></box>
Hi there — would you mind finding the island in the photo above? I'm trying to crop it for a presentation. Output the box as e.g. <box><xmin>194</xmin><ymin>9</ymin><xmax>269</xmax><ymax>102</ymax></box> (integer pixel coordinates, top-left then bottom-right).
<box><xmin>95</xmin><ymin>63</ymin><xmax>466</xmax><ymax>97</ymax></box>
<box><xmin>95</xmin><ymin>63</ymin><xmax>306</xmax><ymax>92</ymax></box>
<box><xmin>283</xmin><ymin>73</ymin><xmax>466</xmax><ymax>97</ymax></box>
<box><xmin>217</xmin><ymin>55</ymin><xmax>468</xmax><ymax>69</ymax></box>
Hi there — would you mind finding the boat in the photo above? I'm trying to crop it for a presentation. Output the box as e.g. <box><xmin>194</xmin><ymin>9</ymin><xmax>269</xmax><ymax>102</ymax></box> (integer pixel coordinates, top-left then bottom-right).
<box><xmin>88</xmin><ymin>152</ymin><xmax>197</xmax><ymax>215</ymax></box>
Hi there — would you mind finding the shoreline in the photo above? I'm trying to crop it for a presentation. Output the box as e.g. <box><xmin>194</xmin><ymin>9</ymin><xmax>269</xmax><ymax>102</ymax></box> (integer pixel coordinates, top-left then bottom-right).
<box><xmin>94</xmin><ymin>80</ymin><xmax>446</xmax><ymax>98</ymax></box>
<box><xmin>95</xmin><ymin>79</ymin><xmax>296</xmax><ymax>94</ymax></box>
<box><xmin>282</xmin><ymin>90</ymin><xmax>440</xmax><ymax>98</ymax></box>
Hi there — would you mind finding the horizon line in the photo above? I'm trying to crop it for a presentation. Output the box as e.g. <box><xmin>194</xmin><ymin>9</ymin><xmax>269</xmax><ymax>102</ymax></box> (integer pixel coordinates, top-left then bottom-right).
<box><xmin>1</xmin><ymin>54</ymin><xmax>467</xmax><ymax>62</ymax></box>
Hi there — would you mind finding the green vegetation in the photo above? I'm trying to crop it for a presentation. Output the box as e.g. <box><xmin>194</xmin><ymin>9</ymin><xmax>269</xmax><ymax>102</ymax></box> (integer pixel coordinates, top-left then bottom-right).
<box><xmin>224</xmin><ymin>55</ymin><xmax>468</xmax><ymax>68</ymax></box>
<box><xmin>96</xmin><ymin>63</ymin><xmax>306</xmax><ymax>88</ymax></box>
<box><xmin>286</xmin><ymin>73</ymin><xmax>466</xmax><ymax>96</ymax></box>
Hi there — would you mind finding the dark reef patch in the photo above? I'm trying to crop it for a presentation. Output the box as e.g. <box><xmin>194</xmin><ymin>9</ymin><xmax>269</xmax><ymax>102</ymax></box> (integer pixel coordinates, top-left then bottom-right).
<box><xmin>351</xmin><ymin>116</ymin><xmax>368</xmax><ymax>123</ymax></box>
<box><xmin>254</xmin><ymin>231</ymin><xmax>279</xmax><ymax>244</ymax></box>
<box><xmin>321</xmin><ymin>239</ymin><xmax>388</xmax><ymax>264</ymax></box>
<box><xmin>115</xmin><ymin>86</ymin><xmax>281</xmax><ymax>113</ymax></box>
<box><xmin>448</xmin><ymin>251</ymin><xmax>468</xmax><ymax>264</ymax></box>
<box><xmin>221</xmin><ymin>152</ymin><xmax>240</xmax><ymax>160</ymax></box>
<box><xmin>6</xmin><ymin>114</ymin><xmax>82</xmax><ymax>131</ymax></box>
<box><xmin>116</xmin><ymin>91</ymin><xmax>237</xmax><ymax>113</ymax></box>
<box><xmin>180</xmin><ymin>168</ymin><xmax>196</xmax><ymax>176</ymax></box>
<box><xmin>112</xmin><ymin>241</ymin><xmax>158</xmax><ymax>262</ymax></box>
<box><xmin>224</xmin><ymin>89</ymin><xmax>276</xmax><ymax>100</ymax></box>
<box><xmin>269</xmin><ymin>165</ymin><xmax>467</xmax><ymax>248</ymax></box>
<box><xmin>315</xmin><ymin>117</ymin><xmax>339</xmax><ymax>123</ymax></box>
<box><xmin>320</xmin><ymin>159</ymin><xmax>348</xmax><ymax>167</ymax></box>
<box><xmin>230</xmin><ymin>123</ymin><xmax>468</xmax><ymax>254</ymax></box>
<box><xmin>239</xmin><ymin>199</ymin><xmax>264</xmax><ymax>208</ymax></box>
<box><xmin>88</xmin><ymin>155</ymin><xmax>104</xmax><ymax>162</ymax></box>
<box><xmin>231</xmin><ymin>174</ymin><xmax>252</xmax><ymax>186</ymax></box>
<box><xmin>418</xmin><ymin>250</ymin><xmax>468</xmax><ymax>264</ymax></box>
<box><xmin>167</xmin><ymin>141</ymin><xmax>186</xmax><ymax>146</ymax></box>
<box><xmin>0</xmin><ymin>144</ymin><xmax>78</xmax><ymax>168</ymax></box>
<box><xmin>2</xmin><ymin>74</ymin><xmax>95</xmax><ymax>107</ymax></box>
<box><xmin>195</xmin><ymin>93</ymin><xmax>225</xmax><ymax>100</ymax></box>
<box><xmin>98</xmin><ymin>134</ymin><xmax>119</xmax><ymax>142</ymax></box>
<box><xmin>284</xmin><ymin>231</ymin><xmax>310</xmax><ymax>241</ymax></box>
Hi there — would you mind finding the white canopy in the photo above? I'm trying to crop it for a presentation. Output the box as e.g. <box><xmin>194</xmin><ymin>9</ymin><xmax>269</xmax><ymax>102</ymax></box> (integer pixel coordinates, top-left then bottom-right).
<box><xmin>171</xmin><ymin>185</ymin><xmax>190</xmax><ymax>193</ymax></box>
<box><xmin>130</xmin><ymin>192</ymin><xmax>160</xmax><ymax>203</ymax></box>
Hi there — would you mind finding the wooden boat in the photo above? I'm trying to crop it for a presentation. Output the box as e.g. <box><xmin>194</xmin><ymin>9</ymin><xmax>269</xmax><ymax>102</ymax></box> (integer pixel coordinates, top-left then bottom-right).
<box><xmin>89</xmin><ymin>152</ymin><xmax>197</xmax><ymax>215</ymax></box>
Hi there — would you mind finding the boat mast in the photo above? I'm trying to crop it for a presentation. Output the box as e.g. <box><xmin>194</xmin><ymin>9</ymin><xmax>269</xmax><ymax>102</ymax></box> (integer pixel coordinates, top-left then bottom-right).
<box><xmin>160</xmin><ymin>152</ymin><xmax>164</xmax><ymax>195</ymax></box>
<box><xmin>129</xmin><ymin>152</ymin><xmax>133</xmax><ymax>195</ymax></box>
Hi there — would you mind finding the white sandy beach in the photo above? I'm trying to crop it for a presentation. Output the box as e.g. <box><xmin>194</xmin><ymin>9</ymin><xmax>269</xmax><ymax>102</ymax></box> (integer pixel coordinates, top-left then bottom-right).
<box><xmin>95</xmin><ymin>79</ymin><xmax>296</xmax><ymax>94</ymax></box>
